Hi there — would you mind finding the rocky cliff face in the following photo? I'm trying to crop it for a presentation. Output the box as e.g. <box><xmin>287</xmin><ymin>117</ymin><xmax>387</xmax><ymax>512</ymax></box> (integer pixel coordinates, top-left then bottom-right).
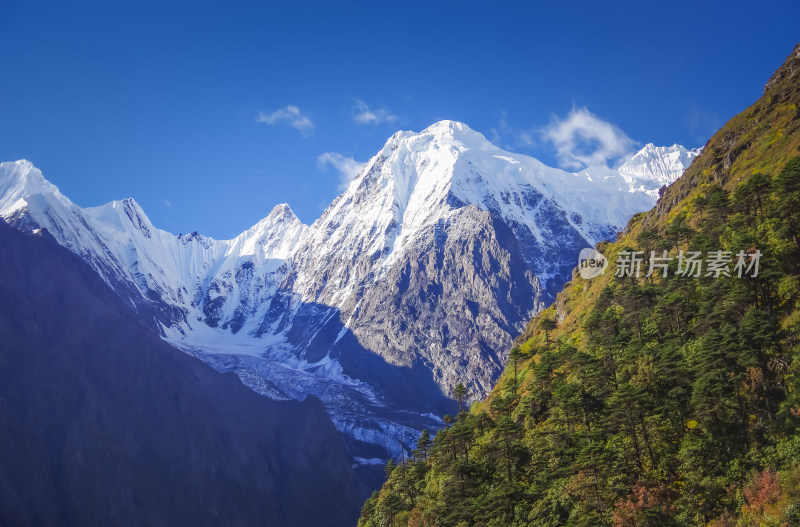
<box><xmin>346</xmin><ymin>204</ymin><xmax>545</xmax><ymax>397</ymax></box>
<box><xmin>0</xmin><ymin>121</ymin><xmax>697</xmax><ymax>460</ymax></box>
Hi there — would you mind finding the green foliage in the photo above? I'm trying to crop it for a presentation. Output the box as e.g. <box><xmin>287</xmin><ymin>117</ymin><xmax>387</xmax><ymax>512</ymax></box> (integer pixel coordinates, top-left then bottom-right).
<box><xmin>454</xmin><ymin>383</ymin><xmax>468</xmax><ymax>413</ymax></box>
<box><xmin>359</xmin><ymin>155</ymin><xmax>800</xmax><ymax>526</ymax></box>
<box><xmin>360</xmin><ymin>51</ymin><xmax>800</xmax><ymax>525</ymax></box>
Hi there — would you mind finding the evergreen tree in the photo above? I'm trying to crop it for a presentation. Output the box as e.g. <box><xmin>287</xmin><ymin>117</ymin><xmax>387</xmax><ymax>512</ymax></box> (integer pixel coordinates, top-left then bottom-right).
<box><xmin>359</xmin><ymin>74</ymin><xmax>800</xmax><ymax>526</ymax></box>
<box><xmin>415</xmin><ymin>429</ymin><xmax>431</xmax><ymax>461</ymax></box>
<box><xmin>453</xmin><ymin>383</ymin><xmax>468</xmax><ymax>413</ymax></box>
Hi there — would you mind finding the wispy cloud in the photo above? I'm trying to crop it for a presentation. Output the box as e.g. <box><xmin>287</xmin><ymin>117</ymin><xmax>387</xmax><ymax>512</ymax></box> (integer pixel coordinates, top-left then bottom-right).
<box><xmin>489</xmin><ymin>111</ymin><xmax>538</xmax><ymax>151</ymax></box>
<box><xmin>353</xmin><ymin>99</ymin><xmax>398</xmax><ymax>125</ymax></box>
<box><xmin>164</xmin><ymin>200</ymin><xmax>172</xmax><ymax>208</ymax></box>
<box><xmin>317</xmin><ymin>152</ymin><xmax>365</xmax><ymax>191</ymax></box>
<box><xmin>256</xmin><ymin>105</ymin><xmax>314</xmax><ymax>136</ymax></box>
<box><xmin>542</xmin><ymin>107</ymin><xmax>635</xmax><ymax>170</ymax></box>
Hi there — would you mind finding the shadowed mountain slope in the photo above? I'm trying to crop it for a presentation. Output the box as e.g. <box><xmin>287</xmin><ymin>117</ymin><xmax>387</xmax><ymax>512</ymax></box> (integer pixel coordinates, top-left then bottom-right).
<box><xmin>0</xmin><ymin>220</ymin><xmax>365</xmax><ymax>527</ymax></box>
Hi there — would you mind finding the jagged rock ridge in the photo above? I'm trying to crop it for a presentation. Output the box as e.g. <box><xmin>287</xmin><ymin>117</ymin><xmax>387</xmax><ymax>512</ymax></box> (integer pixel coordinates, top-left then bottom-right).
<box><xmin>0</xmin><ymin>121</ymin><xmax>697</xmax><ymax>459</ymax></box>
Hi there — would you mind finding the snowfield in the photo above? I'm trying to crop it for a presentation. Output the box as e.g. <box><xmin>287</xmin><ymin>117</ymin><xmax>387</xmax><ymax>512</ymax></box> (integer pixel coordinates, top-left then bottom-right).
<box><xmin>0</xmin><ymin>121</ymin><xmax>698</xmax><ymax>460</ymax></box>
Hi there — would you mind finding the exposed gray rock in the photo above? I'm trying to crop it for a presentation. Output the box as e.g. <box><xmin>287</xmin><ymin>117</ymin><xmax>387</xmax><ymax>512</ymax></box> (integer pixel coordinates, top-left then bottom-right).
<box><xmin>0</xmin><ymin>122</ymin><xmax>696</xmax><ymax>461</ymax></box>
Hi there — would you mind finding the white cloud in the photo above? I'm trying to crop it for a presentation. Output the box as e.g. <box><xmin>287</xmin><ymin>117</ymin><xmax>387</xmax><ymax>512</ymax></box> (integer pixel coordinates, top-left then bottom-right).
<box><xmin>542</xmin><ymin>107</ymin><xmax>635</xmax><ymax>170</ymax></box>
<box><xmin>353</xmin><ymin>99</ymin><xmax>398</xmax><ymax>125</ymax></box>
<box><xmin>256</xmin><ymin>105</ymin><xmax>314</xmax><ymax>136</ymax></box>
<box><xmin>317</xmin><ymin>152</ymin><xmax>365</xmax><ymax>191</ymax></box>
<box><xmin>164</xmin><ymin>200</ymin><xmax>172</xmax><ymax>208</ymax></box>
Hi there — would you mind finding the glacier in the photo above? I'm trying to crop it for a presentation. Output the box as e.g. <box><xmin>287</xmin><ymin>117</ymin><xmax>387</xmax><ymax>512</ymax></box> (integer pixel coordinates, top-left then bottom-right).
<box><xmin>0</xmin><ymin>120</ymin><xmax>699</xmax><ymax>461</ymax></box>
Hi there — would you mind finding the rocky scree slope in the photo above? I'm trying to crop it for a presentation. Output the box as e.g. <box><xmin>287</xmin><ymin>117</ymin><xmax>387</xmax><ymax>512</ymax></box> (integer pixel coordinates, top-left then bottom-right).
<box><xmin>0</xmin><ymin>123</ymin><xmax>696</xmax><ymax>461</ymax></box>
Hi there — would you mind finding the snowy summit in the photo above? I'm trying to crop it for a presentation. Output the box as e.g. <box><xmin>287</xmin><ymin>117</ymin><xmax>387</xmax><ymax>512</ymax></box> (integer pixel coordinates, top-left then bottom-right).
<box><xmin>0</xmin><ymin>121</ymin><xmax>698</xmax><ymax>461</ymax></box>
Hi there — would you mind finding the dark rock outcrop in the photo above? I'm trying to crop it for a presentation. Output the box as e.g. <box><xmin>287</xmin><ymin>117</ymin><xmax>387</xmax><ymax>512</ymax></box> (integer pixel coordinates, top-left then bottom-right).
<box><xmin>0</xmin><ymin>221</ymin><xmax>364</xmax><ymax>527</ymax></box>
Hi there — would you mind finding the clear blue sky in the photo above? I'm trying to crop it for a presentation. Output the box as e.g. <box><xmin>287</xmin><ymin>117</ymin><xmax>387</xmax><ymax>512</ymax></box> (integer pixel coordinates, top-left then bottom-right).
<box><xmin>1</xmin><ymin>0</ymin><xmax>797</xmax><ymax>238</ymax></box>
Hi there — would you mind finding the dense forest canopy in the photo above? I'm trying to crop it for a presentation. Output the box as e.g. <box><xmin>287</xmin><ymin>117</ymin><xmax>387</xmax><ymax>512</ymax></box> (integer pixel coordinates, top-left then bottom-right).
<box><xmin>359</xmin><ymin>44</ymin><xmax>800</xmax><ymax>527</ymax></box>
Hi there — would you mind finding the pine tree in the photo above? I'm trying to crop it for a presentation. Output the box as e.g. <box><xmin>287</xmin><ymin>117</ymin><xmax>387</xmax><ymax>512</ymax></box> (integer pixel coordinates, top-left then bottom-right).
<box><xmin>384</xmin><ymin>458</ymin><xmax>396</xmax><ymax>478</ymax></box>
<box><xmin>453</xmin><ymin>383</ymin><xmax>468</xmax><ymax>413</ymax></box>
<box><xmin>540</xmin><ymin>316</ymin><xmax>557</xmax><ymax>343</ymax></box>
<box><xmin>415</xmin><ymin>429</ymin><xmax>431</xmax><ymax>461</ymax></box>
<box><xmin>508</xmin><ymin>346</ymin><xmax>525</xmax><ymax>399</ymax></box>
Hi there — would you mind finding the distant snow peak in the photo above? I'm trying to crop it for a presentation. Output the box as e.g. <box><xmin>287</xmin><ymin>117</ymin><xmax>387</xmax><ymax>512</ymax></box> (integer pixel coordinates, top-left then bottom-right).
<box><xmin>422</xmin><ymin>119</ymin><xmax>479</xmax><ymax>138</ymax></box>
<box><xmin>0</xmin><ymin>160</ymin><xmax>63</xmax><ymax>216</ymax></box>
<box><xmin>618</xmin><ymin>143</ymin><xmax>701</xmax><ymax>198</ymax></box>
<box><xmin>88</xmin><ymin>198</ymin><xmax>154</xmax><ymax>238</ymax></box>
<box><xmin>268</xmin><ymin>202</ymin><xmax>298</xmax><ymax>222</ymax></box>
<box><xmin>0</xmin><ymin>125</ymin><xmax>698</xmax><ymax>462</ymax></box>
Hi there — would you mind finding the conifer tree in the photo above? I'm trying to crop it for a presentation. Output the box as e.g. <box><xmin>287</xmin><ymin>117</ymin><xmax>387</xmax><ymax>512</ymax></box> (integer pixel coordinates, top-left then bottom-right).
<box><xmin>453</xmin><ymin>383</ymin><xmax>468</xmax><ymax>413</ymax></box>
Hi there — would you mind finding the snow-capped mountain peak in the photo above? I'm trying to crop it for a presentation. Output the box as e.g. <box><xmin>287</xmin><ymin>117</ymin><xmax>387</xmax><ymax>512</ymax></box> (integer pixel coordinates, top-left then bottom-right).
<box><xmin>380</xmin><ymin>120</ymin><xmax>483</xmax><ymax>151</ymax></box>
<box><xmin>84</xmin><ymin>198</ymin><xmax>156</xmax><ymax>239</ymax></box>
<box><xmin>420</xmin><ymin>119</ymin><xmax>486</xmax><ymax>142</ymax></box>
<box><xmin>0</xmin><ymin>122</ymin><xmax>699</xmax><ymax>463</ymax></box>
<box><xmin>268</xmin><ymin>202</ymin><xmax>298</xmax><ymax>221</ymax></box>
<box><xmin>230</xmin><ymin>203</ymin><xmax>307</xmax><ymax>259</ymax></box>
<box><xmin>618</xmin><ymin>143</ymin><xmax>701</xmax><ymax>197</ymax></box>
<box><xmin>0</xmin><ymin>160</ymin><xmax>66</xmax><ymax>216</ymax></box>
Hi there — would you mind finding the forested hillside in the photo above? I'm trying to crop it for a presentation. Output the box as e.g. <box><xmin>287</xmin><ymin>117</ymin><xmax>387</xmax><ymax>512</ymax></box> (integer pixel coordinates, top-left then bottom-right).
<box><xmin>359</xmin><ymin>44</ymin><xmax>800</xmax><ymax>526</ymax></box>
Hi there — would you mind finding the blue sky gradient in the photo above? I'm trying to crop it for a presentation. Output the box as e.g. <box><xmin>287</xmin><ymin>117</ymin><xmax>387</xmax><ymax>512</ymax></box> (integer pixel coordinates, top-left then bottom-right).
<box><xmin>1</xmin><ymin>0</ymin><xmax>798</xmax><ymax>237</ymax></box>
